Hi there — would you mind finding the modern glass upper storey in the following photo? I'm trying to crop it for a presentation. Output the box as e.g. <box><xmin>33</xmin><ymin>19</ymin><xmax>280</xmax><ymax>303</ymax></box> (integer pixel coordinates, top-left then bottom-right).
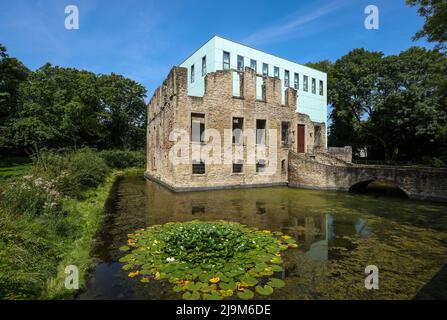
<box><xmin>179</xmin><ymin>36</ymin><xmax>327</xmax><ymax>124</ymax></box>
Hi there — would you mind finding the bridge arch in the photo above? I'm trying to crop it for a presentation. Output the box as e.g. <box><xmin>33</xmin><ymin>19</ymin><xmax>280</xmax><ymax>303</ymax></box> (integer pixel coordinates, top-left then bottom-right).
<box><xmin>348</xmin><ymin>179</ymin><xmax>410</xmax><ymax>198</ymax></box>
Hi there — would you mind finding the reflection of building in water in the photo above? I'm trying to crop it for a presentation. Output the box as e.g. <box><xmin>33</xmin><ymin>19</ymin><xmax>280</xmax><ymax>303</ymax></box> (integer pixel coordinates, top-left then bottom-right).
<box><xmin>286</xmin><ymin>214</ymin><xmax>333</xmax><ymax>261</ymax></box>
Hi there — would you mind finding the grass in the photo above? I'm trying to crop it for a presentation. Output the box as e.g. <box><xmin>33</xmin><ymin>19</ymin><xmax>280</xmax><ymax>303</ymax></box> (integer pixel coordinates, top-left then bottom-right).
<box><xmin>0</xmin><ymin>157</ymin><xmax>32</xmax><ymax>180</ymax></box>
<box><xmin>0</xmin><ymin>166</ymin><xmax>143</xmax><ymax>299</ymax></box>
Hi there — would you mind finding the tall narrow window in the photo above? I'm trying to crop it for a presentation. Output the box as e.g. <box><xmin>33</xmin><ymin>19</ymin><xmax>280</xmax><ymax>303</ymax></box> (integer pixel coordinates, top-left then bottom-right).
<box><xmin>319</xmin><ymin>80</ymin><xmax>324</xmax><ymax>96</ymax></box>
<box><xmin>303</xmin><ymin>75</ymin><xmax>308</xmax><ymax>92</ymax></box>
<box><xmin>202</xmin><ymin>56</ymin><xmax>206</xmax><ymax>76</ymax></box>
<box><xmin>223</xmin><ymin>51</ymin><xmax>230</xmax><ymax>70</ymax></box>
<box><xmin>262</xmin><ymin>63</ymin><xmax>269</xmax><ymax>76</ymax></box>
<box><xmin>274</xmin><ymin>66</ymin><xmax>279</xmax><ymax>78</ymax></box>
<box><xmin>312</xmin><ymin>78</ymin><xmax>316</xmax><ymax>94</ymax></box>
<box><xmin>237</xmin><ymin>55</ymin><xmax>244</xmax><ymax>71</ymax></box>
<box><xmin>256</xmin><ymin>119</ymin><xmax>266</xmax><ymax>145</ymax></box>
<box><xmin>284</xmin><ymin>70</ymin><xmax>290</xmax><ymax>87</ymax></box>
<box><xmin>232</xmin><ymin>117</ymin><xmax>244</xmax><ymax>144</ymax></box>
<box><xmin>250</xmin><ymin>59</ymin><xmax>257</xmax><ymax>72</ymax></box>
<box><xmin>294</xmin><ymin>73</ymin><xmax>299</xmax><ymax>90</ymax></box>
<box><xmin>281</xmin><ymin>121</ymin><xmax>290</xmax><ymax>146</ymax></box>
<box><xmin>190</xmin><ymin>65</ymin><xmax>195</xmax><ymax>83</ymax></box>
<box><xmin>191</xmin><ymin>113</ymin><xmax>205</xmax><ymax>142</ymax></box>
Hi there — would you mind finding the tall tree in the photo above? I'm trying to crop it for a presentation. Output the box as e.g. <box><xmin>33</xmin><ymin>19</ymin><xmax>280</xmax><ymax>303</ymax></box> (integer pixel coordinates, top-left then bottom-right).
<box><xmin>0</xmin><ymin>44</ymin><xmax>30</xmax><ymax>152</ymax></box>
<box><xmin>407</xmin><ymin>0</ymin><xmax>447</xmax><ymax>53</ymax></box>
<box><xmin>98</xmin><ymin>74</ymin><xmax>147</xmax><ymax>150</ymax></box>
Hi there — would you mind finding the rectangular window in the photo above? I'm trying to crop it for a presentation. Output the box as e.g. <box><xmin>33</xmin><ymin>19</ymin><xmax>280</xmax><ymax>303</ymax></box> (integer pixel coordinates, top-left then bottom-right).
<box><xmin>256</xmin><ymin>119</ymin><xmax>266</xmax><ymax>145</ymax></box>
<box><xmin>232</xmin><ymin>163</ymin><xmax>243</xmax><ymax>173</ymax></box>
<box><xmin>237</xmin><ymin>55</ymin><xmax>244</xmax><ymax>71</ymax></box>
<box><xmin>303</xmin><ymin>75</ymin><xmax>308</xmax><ymax>92</ymax></box>
<box><xmin>250</xmin><ymin>59</ymin><xmax>257</xmax><ymax>72</ymax></box>
<box><xmin>312</xmin><ymin>78</ymin><xmax>316</xmax><ymax>94</ymax></box>
<box><xmin>190</xmin><ymin>65</ymin><xmax>195</xmax><ymax>83</ymax></box>
<box><xmin>192</xmin><ymin>161</ymin><xmax>205</xmax><ymax>174</ymax></box>
<box><xmin>274</xmin><ymin>66</ymin><xmax>279</xmax><ymax>78</ymax></box>
<box><xmin>202</xmin><ymin>56</ymin><xmax>206</xmax><ymax>76</ymax></box>
<box><xmin>294</xmin><ymin>73</ymin><xmax>299</xmax><ymax>90</ymax></box>
<box><xmin>281</xmin><ymin>159</ymin><xmax>286</xmax><ymax>174</ymax></box>
<box><xmin>281</xmin><ymin>121</ymin><xmax>290</xmax><ymax>145</ymax></box>
<box><xmin>284</xmin><ymin>70</ymin><xmax>290</xmax><ymax>87</ymax></box>
<box><xmin>191</xmin><ymin>113</ymin><xmax>205</xmax><ymax>142</ymax></box>
<box><xmin>256</xmin><ymin>161</ymin><xmax>266</xmax><ymax>173</ymax></box>
<box><xmin>223</xmin><ymin>51</ymin><xmax>230</xmax><ymax>70</ymax></box>
<box><xmin>232</xmin><ymin>117</ymin><xmax>244</xmax><ymax>144</ymax></box>
<box><xmin>319</xmin><ymin>80</ymin><xmax>324</xmax><ymax>96</ymax></box>
<box><xmin>262</xmin><ymin>63</ymin><xmax>268</xmax><ymax>76</ymax></box>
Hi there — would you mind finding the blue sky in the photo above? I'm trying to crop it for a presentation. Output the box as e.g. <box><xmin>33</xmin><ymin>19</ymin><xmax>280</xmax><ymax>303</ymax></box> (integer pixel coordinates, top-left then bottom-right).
<box><xmin>0</xmin><ymin>0</ymin><xmax>432</xmax><ymax>98</ymax></box>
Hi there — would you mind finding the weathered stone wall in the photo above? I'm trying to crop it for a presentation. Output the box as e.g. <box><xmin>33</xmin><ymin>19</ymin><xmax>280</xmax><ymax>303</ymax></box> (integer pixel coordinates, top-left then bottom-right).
<box><xmin>147</xmin><ymin>66</ymin><xmax>327</xmax><ymax>191</ymax></box>
<box><xmin>288</xmin><ymin>150</ymin><xmax>447</xmax><ymax>202</ymax></box>
<box><xmin>328</xmin><ymin>146</ymin><xmax>352</xmax><ymax>163</ymax></box>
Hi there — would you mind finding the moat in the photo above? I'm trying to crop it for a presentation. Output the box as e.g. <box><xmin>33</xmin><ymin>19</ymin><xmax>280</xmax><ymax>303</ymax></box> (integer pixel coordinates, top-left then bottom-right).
<box><xmin>79</xmin><ymin>173</ymin><xmax>447</xmax><ymax>299</ymax></box>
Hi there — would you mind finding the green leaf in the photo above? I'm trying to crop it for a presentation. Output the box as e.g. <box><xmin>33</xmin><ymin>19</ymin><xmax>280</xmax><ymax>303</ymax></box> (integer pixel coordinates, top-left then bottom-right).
<box><xmin>239</xmin><ymin>275</ymin><xmax>258</xmax><ymax>286</ymax></box>
<box><xmin>119</xmin><ymin>245</ymin><xmax>130</xmax><ymax>251</ymax></box>
<box><xmin>183</xmin><ymin>291</ymin><xmax>200</xmax><ymax>300</ymax></box>
<box><xmin>203</xmin><ymin>291</ymin><xmax>222</xmax><ymax>300</ymax></box>
<box><xmin>267</xmin><ymin>278</ymin><xmax>285</xmax><ymax>288</ymax></box>
<box><xmin>237</xmin><ymin>289</ymin><xmax>254</xmax><ymax>300</ymax></box>
<box><xmin>255</xmin><ymin>285</ymin><xmax>274</xmax><ymax>296</ymax></box>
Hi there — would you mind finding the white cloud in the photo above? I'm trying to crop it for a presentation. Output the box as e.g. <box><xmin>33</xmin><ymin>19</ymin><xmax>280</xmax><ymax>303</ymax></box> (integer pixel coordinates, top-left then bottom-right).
<box><xmin>241</xmin><ymin>1</ymin><xmax>348</xmax><ymax>46</ymax></box>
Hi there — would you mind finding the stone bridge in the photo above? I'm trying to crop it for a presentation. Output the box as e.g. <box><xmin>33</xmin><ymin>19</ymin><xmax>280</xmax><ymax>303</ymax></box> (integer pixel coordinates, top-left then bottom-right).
<box><xmin>288</xmin><ymin>151</ymin><xmax>447</xmax><ymax>202</ymax></box>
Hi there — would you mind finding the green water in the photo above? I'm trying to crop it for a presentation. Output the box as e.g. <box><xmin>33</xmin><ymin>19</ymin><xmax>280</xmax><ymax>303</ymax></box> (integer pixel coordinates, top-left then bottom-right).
<box><xmin>79</xmin><ymin>173</ymin><xmax>447</xmax><ymax>300</ymax></box>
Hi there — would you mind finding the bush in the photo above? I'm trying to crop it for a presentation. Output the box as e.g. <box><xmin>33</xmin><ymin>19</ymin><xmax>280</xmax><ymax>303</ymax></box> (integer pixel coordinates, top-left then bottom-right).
<box><xmin>33</xmin><ymin>148</ymin><xmax>110</xmax><ymax>197</ymax></box>
<box><xmin>98</xmin><ymin>149</ymin><xmax>145</xmax><ymax>169</ymax></box>
<box><xmin>0</xmin><ymin>175</ymin><xmax>62</xmax><ymax>216</ymax></box>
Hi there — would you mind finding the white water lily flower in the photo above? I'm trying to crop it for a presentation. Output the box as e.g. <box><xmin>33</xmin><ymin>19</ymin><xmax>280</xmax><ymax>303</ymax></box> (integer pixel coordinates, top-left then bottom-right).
<box><xmin>166</xmin><ymin>257</ymin><xmax>175</xmax><ymax>262</ymax></box>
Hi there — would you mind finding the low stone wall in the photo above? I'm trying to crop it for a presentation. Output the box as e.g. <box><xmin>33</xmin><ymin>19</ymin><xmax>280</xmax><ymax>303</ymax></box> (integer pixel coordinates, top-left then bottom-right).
<box><xmin>327</xmin><ymin>146</ymin><xmax>352</xmax><ymax>163</ymax></box>
<box><xmin>288</xmin><ymin>151</ymin><xmax>447</xmax><ymax>202</ymax></box>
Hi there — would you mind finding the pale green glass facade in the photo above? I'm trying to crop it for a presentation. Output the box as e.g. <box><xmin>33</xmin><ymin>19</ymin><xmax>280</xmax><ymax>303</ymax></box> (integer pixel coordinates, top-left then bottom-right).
<box><xmin>179</xmin><ymin>36</ymin><xmax>327</xmax><ymax>125</ymax></box>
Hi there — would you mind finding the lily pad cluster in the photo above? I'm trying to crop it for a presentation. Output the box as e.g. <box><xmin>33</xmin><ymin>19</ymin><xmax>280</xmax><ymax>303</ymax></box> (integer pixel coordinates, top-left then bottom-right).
<box><xmin>119</xmin><ymin>220</ymin><xmax>298</xmax><ymax>300</ymax></box>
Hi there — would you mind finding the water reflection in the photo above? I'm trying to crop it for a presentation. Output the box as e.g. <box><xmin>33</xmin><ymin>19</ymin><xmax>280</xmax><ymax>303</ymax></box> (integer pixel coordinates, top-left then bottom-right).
<box><xmin>79</xmin><ymin>174</ymin><xmax>447</xmax><ymax>300</ymax></box>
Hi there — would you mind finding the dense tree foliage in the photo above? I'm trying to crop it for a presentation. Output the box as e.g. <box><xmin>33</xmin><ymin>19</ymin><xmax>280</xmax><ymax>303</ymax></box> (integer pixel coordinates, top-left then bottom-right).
<box><xmin>309</xmin><ymin>47</ymin><xmax>447</xmax><ymax>165</ymax></box>
<box><xmin>0</xmin><ymin>45</ymin><xmax>147</xmax><ymax>155</ymax></box>
<box><xmin>407</xmin><ymin>0</ymin><xmax>447</xmax><ymax>53</ymax></box>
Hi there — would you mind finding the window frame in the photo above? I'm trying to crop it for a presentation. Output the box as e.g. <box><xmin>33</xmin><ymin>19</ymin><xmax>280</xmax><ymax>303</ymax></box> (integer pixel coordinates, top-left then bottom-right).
<box><xmin>202</xmin><ymin>56</ymin><xmax>206</xmax><ymax>76</ymax></box>
<box><xmin>250</xmin><ymin>59</ymin><xmax>257</xmax><ymax>72</ymax></box>
<box><xmin>274</xmin><ymin>66</ymin><xmax>279</xmax><ymax>78</ymax></box>
<box><xmin>319</xmin><ymin>80</ymin><xmax>324</xmax><ymax>96</ymax></box>
<box><xmin>312</xmin><ymin>78</ymin><xmax>316</xmax><ymax>94</ymax></box>
<box><xmin>262</xmin><ymin>63</ymin><xmax>269</xmax><ymax>76</ymax></box>
<box><xmin>190</xmin><ymin>64</ymin><xmax>195</xmax><ymax>83</ymax></box>
<box><xmin>237</xmin><ymin>55</ymin><xmax>244</xmax><ymax>71</ymax></box>
<box><xmin>284</xmin><ymin>70</ymin><xmax>290</xmax><ymax>87</ymax></box>
<box><xmin>223</xmin><ymin>51</ymin><xmax>230</xmax><ymax>70</ymax></box>
<box><xmin>303</xmin><ymin>75</ymin><xmax>308</xmax><ymax>92</ymax></box>
<box><xmin>294</xmin><ymin>73</ymin><xmax>299</xmax><ymax>90</ymax></box>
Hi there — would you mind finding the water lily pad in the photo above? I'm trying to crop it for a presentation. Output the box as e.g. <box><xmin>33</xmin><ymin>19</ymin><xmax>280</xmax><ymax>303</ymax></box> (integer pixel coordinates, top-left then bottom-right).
<box><xmin>119</xmin><ymin>221</ymin><xmax>297</xmax><ymax>300</ymax></box>
<box><xmin>119</xmin><ymin>245</ymin><xmax>130</xmax><ymax>251</ymax></box>
<box><xmin>267</xmin><ymin>278</ymin><xmax>285</xmax><ymax>288</ymax></box>
<box><xmin>202</xmin><ymin>291</ymin><xmax>222</xmax><ymax>300</ymax></box>
<box><xmin>237</xmin><ymin>289</ymin><xmax>254</xmax><ymax>300</ymax></box>
<box><xmin>183</xmin><ymin>291</ymin><xmax>200</xmax><ymax>300</ymax></box>
<box><xmin>239</xmin><ymin>275</ymin><xmax>258</xmax><ymax>286</ymax></box>
<box><xmin>255</xmin><ymin>285</ymin><xmax>274</xmax><ymax>295</ymax></box>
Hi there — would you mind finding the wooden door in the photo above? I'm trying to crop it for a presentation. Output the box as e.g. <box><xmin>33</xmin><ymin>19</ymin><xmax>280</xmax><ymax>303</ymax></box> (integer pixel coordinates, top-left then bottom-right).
<box><xmin>297</xmin><ymin>124</ymin><xmax>305</xmax><ymax>153</ymax></box>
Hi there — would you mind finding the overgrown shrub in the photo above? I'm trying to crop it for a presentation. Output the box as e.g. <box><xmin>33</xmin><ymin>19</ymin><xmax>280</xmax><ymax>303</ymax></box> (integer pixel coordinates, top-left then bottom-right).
<box><xmin>98</xmin><ymin>149</ymin><xmax>145</xmax><ymax>169</ymax></box>
<box><xmin>0</xmin><ymin>175</ymin><xmax>62</xmax><ymax>216</ymax></box>
<box><xmin>33</xmin><ymin>148</ymin><xmax>110</xmax><ymax>197</ymax></box>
